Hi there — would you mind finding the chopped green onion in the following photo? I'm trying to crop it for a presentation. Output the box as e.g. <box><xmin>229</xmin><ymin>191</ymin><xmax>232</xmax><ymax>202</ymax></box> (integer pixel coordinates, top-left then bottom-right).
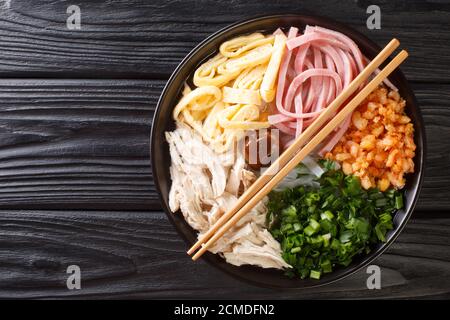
<box><xmin>282</xmin><ymin>205</ymin><xmax>297</xmax><ymax>217</ymax></box>
<box><xmin>386</xmin><ymin>189</ymin><xmax>396</xmax><ymax>199</ymax></box>
<box><xmin>369</xmin><ymin>191</ymin><xmax>384</xmax><ymax>200</ymax></box>
<box><xmin>322</xmin><ymin>233</ymin><xmax>331</xmax><ymax>247</ymax></box>
<box><xmin>321</xmin><ymin>210</ymin><xmax>334</xmax><ymax>220</ymax></box>
<box><xmin>310</xmin><ymin>236</ymin><xmax>323</xmax><ymax>246</ymax></box>
<box><xmin>395</xmin><ymin>195</ymin><xmax>404</xmax><ymax>209</ymax></box>
<box><xmin>304</xmin><ymin>225</ymin><xmax>316</xmax><ymax>236</ymax></box>
<box><xmin>291</xmin><ymin>247</ymin><xmax>301</xmax><ymax>254</ymax></box>
<box><xmin>339</xmin><ymin>230</ymin><xmax>353</xmax><ymax>243</ymax></box>
<box><xmin>309</xmin><ymin>218</ymin><xmax>320</xmax><ymax>231</ymax></box>
<box><xmin>268</xmin><ymin>168</ymin><xmax>400</xmax><ymax>280</ymax></box>
<box><xmin>310</xmin><ymin>270</ymin><xmax>321</xmax><ymax>279</ymax></box>
<box><xmin>321</xmin><ymin>260</ymin><xmax>332</xmax><ymax>273</ymax></box>
<box><xmin>331</xmin><ymin>238</ymin><xmax>340</xmax><ymax>250</ymax></box>
<box><xmin>375</xmin><ymin>198</ymin><xmax>388</xmax><ymax>207</ymax></box>
<box><xmin>280</xmin><ymin>223</ymin><xmax>293</xmax><ymax>233</ymax></box>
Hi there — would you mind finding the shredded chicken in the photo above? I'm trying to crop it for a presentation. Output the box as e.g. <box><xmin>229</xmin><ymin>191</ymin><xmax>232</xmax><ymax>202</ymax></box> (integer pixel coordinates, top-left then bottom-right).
<box><xmin>166</xmin><ymin>125</ymin><xmax>289</xmax><ymax>269</ymax></box>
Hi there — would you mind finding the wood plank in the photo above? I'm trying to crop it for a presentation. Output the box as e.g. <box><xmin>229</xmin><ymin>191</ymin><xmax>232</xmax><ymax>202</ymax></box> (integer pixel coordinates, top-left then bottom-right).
<box><xmin>0</xmin><ymin>0</ymin><xmax>449</xmax><ymax>81</ymax></box>
<box><xmin>0</xmin><ymin>79</ymin><xmax>448</xmax><ymax>211</ymax></box>
<box><xmin>0</xmin><ymin>79</ymin><xmax>163</xmax><ymax>210</ymax></box>
<box><xmin>0</xmin><ymin>210</ymin><xmax>448</xmax><ymax>299</ymax></box>
<box><xmin>415</xmin><ymin>83</ymin><xmax>450</xmax><ymax>211</ymax></box>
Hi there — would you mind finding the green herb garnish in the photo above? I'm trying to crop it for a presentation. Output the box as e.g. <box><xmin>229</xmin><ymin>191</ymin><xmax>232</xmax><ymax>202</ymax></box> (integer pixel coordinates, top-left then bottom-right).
<box><xmin>267</xmin><ymin>168</ymin><xmax>403</xmax><ymax>280</ymax></box>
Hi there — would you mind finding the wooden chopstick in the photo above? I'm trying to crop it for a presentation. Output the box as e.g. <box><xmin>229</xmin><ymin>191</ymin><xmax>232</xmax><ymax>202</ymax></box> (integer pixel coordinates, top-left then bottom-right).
<box><xmin>187</xmin><ymin>39</ymin><xmax>400</xmax><ymax>256</ymax></box>
<box><xmin>192</xmin><ymin>49</ymin><xmax>408</xmax><ymax>261</ymax></box>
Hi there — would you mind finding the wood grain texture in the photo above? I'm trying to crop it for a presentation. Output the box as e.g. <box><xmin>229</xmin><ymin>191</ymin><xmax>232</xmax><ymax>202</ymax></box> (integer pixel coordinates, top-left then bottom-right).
<box><xmin>0</xmin><ymin>210</ymin><xmax>448</xmax><ymax>299</ymax></box>
<box><xmin>0</xmin><ymin>0</ymin><xmax>448</xmax><ymax>300</ymax></box>
<box><xmin>0</xmin><ymin>0</ymin><xmax>448</xmax><ymax>82</ymax></box>
<box><xmin>0</xmin><ymin>79</ymin><xmax>164</xmax><ymax>210</ymax></box>
<box><xmin>0</xmin><ymin>80</ymin><xmax>448</xmax><ymax>211</ymax></box>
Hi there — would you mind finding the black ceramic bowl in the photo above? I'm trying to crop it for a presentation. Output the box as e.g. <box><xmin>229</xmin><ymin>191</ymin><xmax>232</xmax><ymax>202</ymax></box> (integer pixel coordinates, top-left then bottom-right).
<box><xmin>151</xmin><ymin>14</ymin><xmax>425</xmax><ymax>288</ymax></box>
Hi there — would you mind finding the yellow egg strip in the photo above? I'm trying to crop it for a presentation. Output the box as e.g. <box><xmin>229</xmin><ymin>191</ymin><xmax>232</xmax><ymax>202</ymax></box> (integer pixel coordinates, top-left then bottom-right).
<box><xmin>220</xmin><ymin>33</ymin><xmax>274</xmax><ymax>58</ymax></box>
<box><xmin>182</xmin><ymin>83</ymin><xmax>192</xmax><ymax>95</ymax></box>
<box><xmin>218</xmin><ymin>43</ymin><xmax>273</xmax><ymax>75</ymax></box>
<box><xmin>218</xmin><ymin>104</ymin><xmax>270</xmax><ymax>130</ymax></box>
<box><xmin>222</xmin><ymin>87</ymin><xmax>262</xmax><ymax>106</ymax></box>
<box><xmin>233</xmin><ymin>64</ymin><xmax>266</xmax><ymax>90</ymax></box>
<box><xmin>173</xmin><ymin>86</ymin><xmax>221</xmax><ymax>120</ymax></box>
<box><xmin>193</xmin><ymin>54</ymin><xmax>240</xmax><ymax>87</ymax></box>
<box><xmin>260</xmin><ymin>33</ymin><xmax>287</xmax><ymax>102</ymax></box>
<box><xmin>202</xmin><ymin>102</ymin><xmax>225</xmax><ymax>138</ymax></box>
<box><xmin>173</xmin><ymin>32</ymin><xmax>284</xmax><ymax>153</ymax></box>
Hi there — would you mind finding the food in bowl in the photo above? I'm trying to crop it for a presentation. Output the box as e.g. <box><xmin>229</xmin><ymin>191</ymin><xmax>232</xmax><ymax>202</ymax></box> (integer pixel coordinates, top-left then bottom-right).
<box><xmin>325</xmin><ymin>86</ymin><xmax>416</xmax><ymax>190</ymax></box>
<box><xmin>165</xmin><ymin>25</ymin><xmax>416</xmax><ymax>279</ymax></box>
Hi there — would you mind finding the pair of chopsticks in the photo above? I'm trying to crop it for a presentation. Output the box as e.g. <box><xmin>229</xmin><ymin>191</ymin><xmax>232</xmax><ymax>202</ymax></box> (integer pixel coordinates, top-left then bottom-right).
<box><xmin>188</xmin><ymin>38</ymin><xmax>407</xmax><ymax>261</ymax></box>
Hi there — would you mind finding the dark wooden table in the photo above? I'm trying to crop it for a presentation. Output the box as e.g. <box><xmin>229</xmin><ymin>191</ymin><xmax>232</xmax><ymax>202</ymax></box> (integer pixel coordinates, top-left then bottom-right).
<box><xmin>0</xmin><ymin>0</ymin><xmax>449</xmax><ymax>299</ymax></box>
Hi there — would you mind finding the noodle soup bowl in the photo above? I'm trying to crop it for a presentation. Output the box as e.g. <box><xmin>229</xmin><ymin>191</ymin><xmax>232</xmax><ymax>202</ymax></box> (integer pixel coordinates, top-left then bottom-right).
<box><xmin>151</xmin><ymin>14</ymin><xmax>425</xmax><ymax>288</ymax></box>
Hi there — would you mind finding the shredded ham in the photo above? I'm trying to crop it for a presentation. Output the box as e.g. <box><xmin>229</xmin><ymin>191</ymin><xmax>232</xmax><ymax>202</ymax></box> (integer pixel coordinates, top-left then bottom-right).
<box><xmin>270</xmin><ymin>25</ymin><xmax>370</xmax><ymax>154</ymax></box>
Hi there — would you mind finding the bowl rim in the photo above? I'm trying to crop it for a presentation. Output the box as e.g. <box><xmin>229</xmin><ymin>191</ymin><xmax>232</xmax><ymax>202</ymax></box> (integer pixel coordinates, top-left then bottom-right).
<box><xmin>150</xmin><ymin>13</ymin><xmax>426</xmax><ymax>289</ymax></box>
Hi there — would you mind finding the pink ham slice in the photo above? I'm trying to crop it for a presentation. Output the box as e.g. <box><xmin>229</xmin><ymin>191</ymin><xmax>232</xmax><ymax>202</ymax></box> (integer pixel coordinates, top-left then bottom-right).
<box><xmin>270</xmin><ymin>25</ymin><xmax>373</xmax><ymax>152</ymax></box>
